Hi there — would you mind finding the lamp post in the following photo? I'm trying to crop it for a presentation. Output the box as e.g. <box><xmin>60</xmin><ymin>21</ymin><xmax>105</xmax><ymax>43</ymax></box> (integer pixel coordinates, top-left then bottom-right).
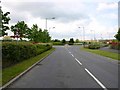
<box><xmin>91</xmin><ymin>30</ymin><xmax>95</xmax><ymax>41</ymax></box>
<box><xmin>49</xmin><ymin>27</ymin><xmax>55</xmax><ymax>31</ymax></box>
<box><xmin>45</xmin><ymin>17</ymin><xmax>55</xmax><ymax>30</ymax></box>
<box><xmin>49</xmin><ymin>27</ymin><xmax>55</xmax><ymax>35</ymax></box>
<box><xmin>78</xmin><ymin>26</ymin><xmax>85</xmax><ymax>41</ymax></box>
<box><xmin>48</xmin><ymin>27</ymin><xmax>55</xmax><ymax>42</ymax></box>
<box><xmin>78</xmin><ymin>26</ymin><xmax>85</xmax><ymax>47</ymax></box>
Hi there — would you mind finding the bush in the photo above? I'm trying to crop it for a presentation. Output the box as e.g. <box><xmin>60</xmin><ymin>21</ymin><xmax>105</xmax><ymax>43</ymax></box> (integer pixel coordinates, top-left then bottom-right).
<box><xmin>101</xmin><ymin>44</ymin><xmax>109</xmax><ymax>47</ymax></box>
<box><xmin>88</xmin><ymin>44</ymin><xmax>100</xmax><ymax>49</ymax></box>
<box><xmin>52</xmin><ymin>42</ymin><xmax>64</xmax><ymax>45</ymax></box>
<box><xmin>2</xmin><ymin>42</ymin><xmax>52</xmax><ymax>68</ymax></box>
<box><xmin>110</xmin><ymin>42</ymin><xmax>120</xmax><ymax>50</ymax></box>
<box><xmin>68</xmin><ymin>43</ymin><xmax>74</xmax><ymax>45</ymax></box>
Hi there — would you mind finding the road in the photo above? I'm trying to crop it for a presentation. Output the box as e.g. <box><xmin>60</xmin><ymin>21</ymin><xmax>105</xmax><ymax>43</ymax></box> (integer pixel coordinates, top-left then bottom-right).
<box><xmin>7</xmin><ymin>46</ymin><xmax>118</xmax><ymax>89</ymax></box>
<box><xmin>100</xmin><ymin>46</ymin><xmax>120</xmax><ymax>54</ymax></box>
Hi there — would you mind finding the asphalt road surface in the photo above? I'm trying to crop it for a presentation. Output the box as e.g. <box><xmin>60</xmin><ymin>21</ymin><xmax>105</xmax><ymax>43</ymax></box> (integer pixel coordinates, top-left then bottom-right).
<box><xmin>8</xmin><ymin>45</ymin><xmax>118</xmax><ymax>89</ymax></box>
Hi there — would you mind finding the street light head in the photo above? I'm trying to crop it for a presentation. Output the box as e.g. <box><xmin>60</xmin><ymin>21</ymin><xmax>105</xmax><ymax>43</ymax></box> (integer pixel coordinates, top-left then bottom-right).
<box><xmin>78</xmin><ymin>27</ymin><xmax>80</xmax><ymax>28</ymax></box>
<box><xmin>52</xmin><ymin>17</ymin><xmax>55</xmax><ymax>19</ymax></box>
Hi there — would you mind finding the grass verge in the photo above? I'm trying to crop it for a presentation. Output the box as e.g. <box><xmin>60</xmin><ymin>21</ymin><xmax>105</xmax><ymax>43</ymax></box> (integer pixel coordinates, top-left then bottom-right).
<box><xmin>81</xmin><ymin>48</ymin><xmax>120</xmax><ymax>60</ymax></box>
<box><xmin>2</xmin><ymin>48</ymin><xmax>55</xmax><ymax>85</ymax></box>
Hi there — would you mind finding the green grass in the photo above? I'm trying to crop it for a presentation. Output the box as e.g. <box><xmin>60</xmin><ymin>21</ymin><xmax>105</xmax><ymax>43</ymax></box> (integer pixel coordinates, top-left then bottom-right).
<box><xmin>2</xmin><ymin>48</ymin><xmax>55</xmax><ymax>85</ymax></box>
<box><xmin>81</xmin><ymin>48</ymin><xmax>120</xmax><ymax>60</ymax></box>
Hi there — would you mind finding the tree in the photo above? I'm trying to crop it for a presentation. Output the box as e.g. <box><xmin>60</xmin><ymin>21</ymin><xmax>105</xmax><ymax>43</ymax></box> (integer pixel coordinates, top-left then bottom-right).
<box><xmin>54</xmin><ymin>39</ymin><xmax>60</xmax><ymax>42</ymax></box>
<box><xmin>0</xmin><ymin>7</ymin><xmax>10</xmax><ymax>36</ymax></box>
<box><xmin>62</xmin><ymin>39</ymin><xmax>66</xmax><ymax>44</ymax></box>
<box><xmin>29</xmin><ymin>24</ymin><xmax>39</xmax><ymax>42</ymax></box>
<box><xmin>11</xmin><ymin>21</ymin><xmax>29</xmax><ymax>40</ymax></box>
<box><xmin>75</xmin><ymin>39</ymin><xmax>79</xmax><ymax>43</ymax></box>
<box><xmin>115</xmin><ymin>28</ymin><xmax>120</xmax><ymax>41</ymax></box>
<box><xmin>42</xmin><ymin>29</ymin><xmax>51</xmax><ymax>43</ymax></box>
<box><xmin>27</xmin><ymin>24</ymin><xmax>51</xmax><ymax>43</ymax></box>
<box><xmin>69</xmin><ymin>38</ymin><xmax>74</xmax><ymax>45</ymax></box>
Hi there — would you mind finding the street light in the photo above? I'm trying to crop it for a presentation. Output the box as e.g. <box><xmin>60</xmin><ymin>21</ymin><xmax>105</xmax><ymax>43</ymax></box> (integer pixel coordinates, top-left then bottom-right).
<box><xmin>49</xmin><ymin>27</ymin><xmax>55</xmax><ymax>31</ymax></box>
<box><xmin>49</xmin><ymin>26</ymin><xmax>55</xmax><ymax>36</ymax></box>
<box><xmin>49</xmin><ymin>27</ymin><xmax>55</xmax><ymax>34</ymax></box>
<box><xmin>78</xmin><ymin>26</ymin><xmax>85</xmax><ymax>41</ymax></box>
<box><xmin>91</xmin><ymin>30</ymin><xmax>96</xmax><ymax>41</ymax></box>
<box><xmin>78</xmin><ymin>26</ymin><xmax>85</xmax><ymax>47</ymax></box>
<box><xmin>45</xmin><ymin>17</ymin><xmax>55</xmax><ymax>30</ymax></box>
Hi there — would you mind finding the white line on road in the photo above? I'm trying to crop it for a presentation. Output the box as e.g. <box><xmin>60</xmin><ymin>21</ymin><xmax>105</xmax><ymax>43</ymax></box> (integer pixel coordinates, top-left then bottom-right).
<box><xmin>75</xmin><ymin>58</ymin><xmax>82</xmax><ymax>65</ymax></box>
<box><xmin>85</xmin><ymin>68</ymin><xmax>107</xmax><ymax>90</ymax></box>
<box><xmin>71</xmin><ymin>54</ymin><xmax>74</xmax><ymax>57</ymax></box>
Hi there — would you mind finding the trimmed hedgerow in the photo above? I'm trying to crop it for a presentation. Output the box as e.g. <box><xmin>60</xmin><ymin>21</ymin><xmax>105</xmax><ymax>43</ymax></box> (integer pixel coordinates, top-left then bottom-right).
<box><xmin>88</xmin><ymin>44</ymin><xmax>100</xmax><ymax>49</ymax></box>
<box><xmin>2</xmin><ymin>42</ymin><xmax>52</xmax><ymax>68</ymax></box>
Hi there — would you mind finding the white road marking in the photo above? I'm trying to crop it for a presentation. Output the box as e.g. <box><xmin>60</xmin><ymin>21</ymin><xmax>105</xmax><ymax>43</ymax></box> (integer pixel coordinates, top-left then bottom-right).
<box><xmin>71</xmin><ymin>54</ymin><xmax>74</xmax><ymax>57</ymax></box>
<box><xmin>85</xmin><ymin>68</ymin><xmax>107</xmax><ymax>90</ymax></box>
<box><xmin>75</xmin><ymin>58</ymin><xmax>82</xmax><ymax>65</ymax></box>
<box><xmin>69</xmin><ymin>52</ymin><xmax>71</xmax><ymax>54</ymax></box>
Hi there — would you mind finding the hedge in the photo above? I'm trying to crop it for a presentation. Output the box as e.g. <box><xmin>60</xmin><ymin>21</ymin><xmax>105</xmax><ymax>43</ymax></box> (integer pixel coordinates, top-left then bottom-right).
<box><xmin>2</xmin><ymin>42</ymin><xmax>52</xmax><ymax>68</ymax></box>
<box><xmin>84</xmin><ymin>44</ymin><xmax>100</xmax><ymax>49</ymax></box>
<box><xmin>52</xmin><ymin>42</ymin><xmax>64</xmax><ymax>45</ymax></box>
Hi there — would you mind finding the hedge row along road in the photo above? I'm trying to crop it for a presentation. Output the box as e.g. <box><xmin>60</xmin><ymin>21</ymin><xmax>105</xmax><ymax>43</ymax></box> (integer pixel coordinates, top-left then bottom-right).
<box><xmin>5</xmin><ymin>45</ymin><xmax>118</xmax><ymax>89</ymax></box>
<box><xmin>2</xmin><ymin>42</ymin><xmax>52</xmax><ymax>68</ymax></box>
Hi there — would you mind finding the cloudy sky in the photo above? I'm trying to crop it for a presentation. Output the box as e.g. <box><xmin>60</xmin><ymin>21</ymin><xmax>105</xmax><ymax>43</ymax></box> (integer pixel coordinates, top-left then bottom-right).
<box><xmin>1</xmin><ymin>0</ymin><xmax>119</xmax><ymax>40</ymax></box>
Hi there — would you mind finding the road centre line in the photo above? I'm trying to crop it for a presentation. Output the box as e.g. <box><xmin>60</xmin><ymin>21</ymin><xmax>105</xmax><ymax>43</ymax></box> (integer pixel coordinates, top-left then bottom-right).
<box><xmin>71</xmin><ymin>54</ymin><xmax>74</xmax><ymax>57</ymax></box>
<box><xmin>67</xmin><ymin>50</ymin><xmax>107</xmax><ymax>90</ymax></box>
<box><xmin>75</xmin><ymin>58</ymin><xmax>82</xmax><ymax>65</ymax></box>
<box><xmin>85</xmin><ymin>68</ymin><xmax>107</xmax><ymax>90</ymax></box>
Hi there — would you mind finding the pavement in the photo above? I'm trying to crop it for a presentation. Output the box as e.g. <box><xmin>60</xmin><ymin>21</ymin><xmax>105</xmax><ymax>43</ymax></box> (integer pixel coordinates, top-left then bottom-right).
<box><xmin>7</xmin><ymin>45</ymin><xmax>118</xmax><ymax>89</ymax></box>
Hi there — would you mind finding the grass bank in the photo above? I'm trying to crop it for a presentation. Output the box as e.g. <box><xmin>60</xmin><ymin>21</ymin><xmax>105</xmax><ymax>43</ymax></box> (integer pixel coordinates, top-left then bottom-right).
<box><xmin>2</xmin><ymin>48</ymin><xmax>55</xmax><ymax>85</ymax></box>
<box><xmin>81</xmin><ymin>48</ymin><xmax>119</xmax><ymax>60</ymax></box>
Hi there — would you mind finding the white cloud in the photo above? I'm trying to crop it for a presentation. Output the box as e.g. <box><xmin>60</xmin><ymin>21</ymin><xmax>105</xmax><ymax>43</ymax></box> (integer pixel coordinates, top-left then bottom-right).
<box><xmin>1</xmin><ymin>0</ymin><xmax>118</xmax><ymax>40</ymax></box>
<box><xmin>84</xmin><ymin>17</ymin><xmax>117</xmax><ymax>40</ymax></box>
<box><xmin>101</xmin><ymin>13</ymin><xmax>118</xmax><ymax>19</ymax></box>
<box><xmin>97</xmin><ymin>2</ymin><xmax>118</xmax><ymax>11</ymax></box>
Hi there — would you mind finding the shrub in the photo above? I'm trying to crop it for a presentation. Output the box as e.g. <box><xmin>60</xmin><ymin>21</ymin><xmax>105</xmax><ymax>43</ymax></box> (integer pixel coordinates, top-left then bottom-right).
<box><xmin>110</xmin><ymin>41</ymin><xmax>120</xmax><ymax>50</ymax></box>
<box><xmin>2</xmin><ymin>42</ymin><xmax>52</xmax><ymax>68</ymax></box>
<box><xmin>88</xmin><ymin>44</ymin><xmax>100</xmax><ymax>49</ymax></box>
<box><xmin>52</xmin><ymin>42</ymin><xmax>64</xmax><ymax>45</ymax></box>
<box><xmin>68</xmin><ymin>43</ymin><xmax>74</xmax><ymax>45</ymax></box>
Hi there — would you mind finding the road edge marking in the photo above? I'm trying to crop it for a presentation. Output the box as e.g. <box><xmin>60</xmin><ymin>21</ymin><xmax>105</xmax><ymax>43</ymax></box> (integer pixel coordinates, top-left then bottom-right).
<box><xmin>2</xmin><ymin>48</ymin><xmax>55</xmax><ymax>89</ymax></box>
<box><xmin>85</xmin><ymin>68</ymin><xmax>107</xmax><ymax>90</ymax></box>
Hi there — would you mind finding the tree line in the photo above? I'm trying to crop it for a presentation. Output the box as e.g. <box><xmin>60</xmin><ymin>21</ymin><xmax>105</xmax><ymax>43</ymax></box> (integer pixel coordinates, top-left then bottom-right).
<box><xmin>1</xmin><ymin>9</ymin><xmax>120</xmax><ymax>43</ymax></box>
<box><xmin>1</xmin><ymin>9</ymin><xmax>51</xmax><ymax>43</ymax></box>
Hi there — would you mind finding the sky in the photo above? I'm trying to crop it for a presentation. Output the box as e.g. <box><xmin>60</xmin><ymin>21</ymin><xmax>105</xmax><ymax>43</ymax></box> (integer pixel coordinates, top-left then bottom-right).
<box><xmin>1</xmin><ymin>0</ymin><xmax>119</xmax><ymax>40</ymax></box>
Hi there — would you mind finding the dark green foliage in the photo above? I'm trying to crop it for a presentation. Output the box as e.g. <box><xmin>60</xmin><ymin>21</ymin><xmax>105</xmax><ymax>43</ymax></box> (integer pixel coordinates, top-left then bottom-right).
<box><xmin>54</xmin><ymin>39</ymin><xmax>61</xmax><ymax>42</ymax></box>
<box><xmin>2</xmin><ymin>42</ymin><xmax>52</xmax><ymax>68</ymax></box>
<box><xmin>68</xmin><ymin>38</ymin><xmax>74</xmax><ymax>45</ymax></box>
<box><xmin>115</xmin><ymin>28</ymin><xmax>120</xmax><ymax>41</ymax></box>
<box><xmin>0</xmin><ymin>7</ymin><xmax>10</xmax><ymax>36</ymax></box>
<box><xmin>88</xmin><ymin>44</ymin><xmax>100</xmax><ymax>49</ymax></box>
<box><xmin>61</xmin><ymin>39</ymin><xmax>66</xmax><ymax>45</ymax></box>
<box><xmin>11</xmin><ymin>21</ymin><xmax>29</xmax><ymax>40</ymax></box>
<box><xmin>26</xmin><ymin>24</ymin><xmax>51</xmax><ymax>43</ymax></box>
<box><xmin>52</xmin><ymin>42</ymin><xmax>64</xmax><ymax>45</ymax></box>
<box><xmin>75</xmin><ymin>39</ymin><xmax>80</xmax><ymax>43</ymax></box>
